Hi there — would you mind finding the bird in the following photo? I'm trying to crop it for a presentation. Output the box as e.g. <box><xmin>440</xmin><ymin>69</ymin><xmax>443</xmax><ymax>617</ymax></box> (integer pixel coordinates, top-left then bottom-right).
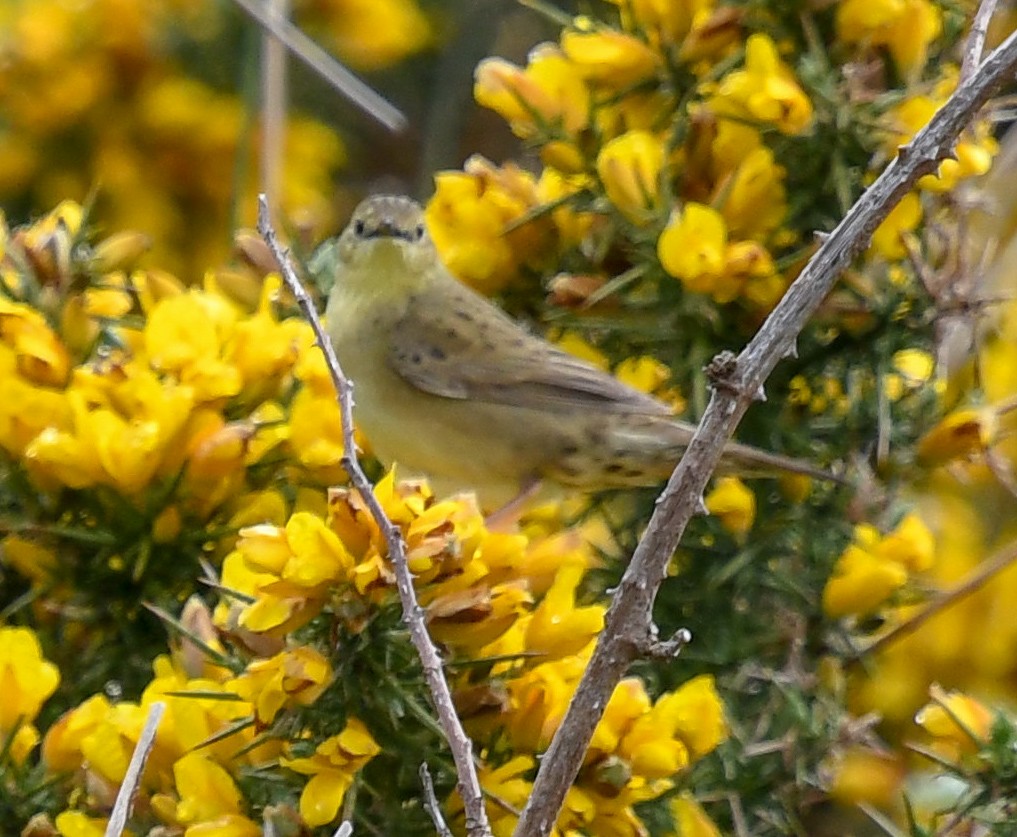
<box><xmin>324</xmin><ymin>194</ymin><xmax>833</xmax><ymax>509</ymax></box>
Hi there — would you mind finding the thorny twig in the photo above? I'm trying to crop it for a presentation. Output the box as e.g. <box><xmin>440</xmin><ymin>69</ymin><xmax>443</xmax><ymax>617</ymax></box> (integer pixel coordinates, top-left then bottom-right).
<box><xmin>257</xmin><ymin>198</ymin><xmax>491</xmax><ymax>837</ymax></box>
<box><xmin>513</xmin><ymin>22</ymin><xmax>1017</xmax><ymax>837</ymax></box>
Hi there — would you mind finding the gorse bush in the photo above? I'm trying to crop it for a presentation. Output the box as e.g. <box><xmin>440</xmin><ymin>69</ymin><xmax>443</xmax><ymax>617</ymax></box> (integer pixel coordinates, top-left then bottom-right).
<box><xmin>2</xmin><ymin>1</ymin><xmax>1017</xmax><ymax>836</ymax></box>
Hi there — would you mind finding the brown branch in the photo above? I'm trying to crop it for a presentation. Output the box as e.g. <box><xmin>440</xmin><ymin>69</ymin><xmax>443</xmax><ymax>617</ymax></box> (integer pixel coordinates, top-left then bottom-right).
<box><xmin>229</xmin><ymin>0</ymin><xmax>406</xmax><ymax>132</ymax></box>
<box><xmin>513</xmin><ymin>26</ymin><xmax>1017</xmax><ymax>837</ymax></box>
<box><xmin>856</xmin><ymin>538</ymin><xmax>1017</xmax><ymax>659</ymax></box>
<box><xmin>257</xmin><ymin>198</ymin><xmax>491</xmax><ymax>837</ymax></box>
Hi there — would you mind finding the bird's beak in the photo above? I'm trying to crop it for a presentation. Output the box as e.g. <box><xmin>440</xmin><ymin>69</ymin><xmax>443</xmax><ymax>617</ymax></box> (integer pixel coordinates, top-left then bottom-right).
<box><xmin>363</xmin><ymin>219</ymin><xmax>417</xmax><ymax>242</ymax></box>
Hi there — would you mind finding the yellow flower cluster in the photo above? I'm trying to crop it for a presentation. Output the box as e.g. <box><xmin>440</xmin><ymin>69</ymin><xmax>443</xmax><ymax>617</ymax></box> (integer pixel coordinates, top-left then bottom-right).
<box><xmin>21</xmin><ymin>462</ymin><xmax>726</xmax><ymax>833</ymax></box>
<box><xmin>823</xmin><ymin>513</ymin><xmax>935</xmax><ymax>619</ymax></box>
<box><xmin>0</xmin><ymin>627</ymin><xmax>60</xmax><ymax>765</ymax></box>
<box><xmin>213</xmin><ymin>468</ymin><xmax>728</xmax><ymax>833</ymax></box>
<box><xmin>463</xmin><ymin>7</ymin><xmax>810</xmax><ymax>308</ymax></box>
<box><xmin>1</xmin><ymin>203</ymin><xmax>308</xmax><ymax>484</ymax></box>
<box><xmin>42</xmin><ymin>642</ymin><xmax>376</xmax><ymax>832</ymax></box>
<box><xmin>0</xmin><ymin>0</ymin><xmax>428</xmax><ymax>278</ymax></box>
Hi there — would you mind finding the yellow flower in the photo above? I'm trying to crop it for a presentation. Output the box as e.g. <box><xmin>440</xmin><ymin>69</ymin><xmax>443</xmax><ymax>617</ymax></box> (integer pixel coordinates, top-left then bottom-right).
<box><xmin>230</xmin><ymin>647</ymin><xmax>332</xmax><ymax>725</ymax></box>
<box><xmin>304</xmin><ymin>0</ymin><xmax>431</xmax><ymax>72</ymax></box>
<box><xmin>53</xmin><ymin>811</ymin><xmax>109</xmax><ymax>837</ymax></box>
<box><xmin>474</xmin><ymin>44</ymin><xmax>589</xmax><ymax>140</ymax></box>
<box><xmin>871</xmin><ymin>191</ymin><xmax>922</xmax><ymax>260</ymax></box>
<box><xmin>828</xmin><ymin>747</ymin><xmax>905</xmax><ymax>807</ymax></box>
<box><xmin>43</xmin><ymin>694</ymin><xmax>112</xmax><ymax>774</ymax></box>
<box><xmin>606</xmin><ymin>0</ymin><xmax>714</xmax><ymax>51</ymax></box>
<box><xmin>507</xmin><ymin>657</ymin><xmax>586</xmax><ymax>752</ymax></box>
<box><xmin>915</xmin><ymin>684</ymin><xmax>994</xmax><ymax>758</ymax></box>
<box><xmin>668</xmin><ymin>794</ymin><xmax>723</xmax><ymax>837</ymax></box>
<box><xmin>466</xmin><ymin>756</ymin><xmax>535</xmax><ymax>836</ymax></box>
<box><xmin>426</xmin><ymin>156</ymin><xmax>558</xmax><ymax>293</ymax></box>
<box><xmin>836</xmin><ymin>0</ymin><xmax>942</xmax><ymax>75</ymax></box>
<box><xmin>525</xmin><ymin>562</ymin><xmax>604</xmax><ymax>659</ymax></box>
<box><xmin>917</xmin><ymin>407</ymin><xmax>997</xmax><ymax>465</ymax></box>
<box><xmin>618</xmin><ymin>674</ymin><xmax>727</xmax><ymax>778</ymax></box>
<box><xmin>226</xmin><ymin>515</ymin><xmax>345</xmax><ymax>635</ymax></box>
<box><xmin>0</xmin><ymin>376</ymin><xmax>70</xmax><ymax>458</ymax></box>
<box><xmin>596</xmin><ymin>130</ymin><xmax>666</xmax><ymax>224</ymax></box>
<box><xmin>589</xmin><ymin>677</ymin><xmax>651</xmax><ymax>757</ymax></box>
<box><xmin>719</xmin><ymin>146</ymin><xmax>787</xmax><ymax>240</ymax></box>
<box><xmin>560</xmin><ymin>25</ymin><xmax>660</xmax><ymax>89</ymax></box>
<box><xmin>705</xmin><ymin>476</ymin><xmax>756</xmax><ymax>539</ymax></box>
<box><xmin>287</xmin><ymin>387</ymin><xmax>345</xmax><ymax>481</ymax></box>
<box><xmin>709</xmin><ymin>34</ymin><xmax>812</xmax><ymax>135</ymax></box>
<box><xmin>427</xmin><ymin>583</ymin><xmax>532</xmax><ymax>651</ymax></box>
<box><xmin>2</xmin><ymin>534</ymin><xmax>58</xmax><ymax>584</ymax></box>
<box><xmin>657</xmin><ymin>203</ymin><xmax>726</xmax><ymax>284</ymax></box>
<box><xmin>0</xmin><ymin>627</ymin><xmax>59</xmax><ymax>763</ymax></box>
<box><xmin>172</xmin><ymin>751</ymin><xmax>260</xmax><ymax>835</ymax></box>
<box><xmin>874</xmin><ymin>513</ymin><xmax>935</xmax><ymax>573</ymax></box>
<box><xmin>143</xmin><ymin>657</ymin><xmax>256</xmax><ymax>766</ymax></box>
<box><xmin>281</xmin><ymin>719</ymin><xmax>381</xmax><ymax>827</ymax></box>
<box><xmin>0</xmin><ymin>297</ymin><xmax>71</xmax><ymax>386</ymax></box>
<box><xmin>225</xmin><ymin>274</ymin><xmax>303</xmax><ymax>391</ymax></box>
<box><xmin>822</xmin><ymin>543</ymin><xmax>907</xmax><ymax>619</ymax></box>
<box><xmin>884</xmin><ymin>348</ymin><xmax>934</xmax><ymax>400</ymax></box>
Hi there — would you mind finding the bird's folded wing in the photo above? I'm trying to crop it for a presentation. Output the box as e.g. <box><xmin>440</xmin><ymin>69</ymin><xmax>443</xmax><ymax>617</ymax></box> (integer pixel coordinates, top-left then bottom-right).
<box><xmin>388</xmin><ymin>285</ymin><xmax>671</xmax><ymax>415</ymax></box>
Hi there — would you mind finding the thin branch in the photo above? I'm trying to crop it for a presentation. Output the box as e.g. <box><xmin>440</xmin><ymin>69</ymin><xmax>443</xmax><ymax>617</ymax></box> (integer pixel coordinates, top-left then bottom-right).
<box><xmin>513</xmin><ymin>26</ymin><xmax>1017</xmax><ymax>837</ymax></box>
<box><xmin>857</xmin><ymin>539</ymin><xmax>1017</xmax><ymax>660</ymax></box>
<box><xmin>257</xmin><ymin>198</ymin><xmax>491</xmax><ymax>837</ymax></box>
<box><xmin>420</xmin><ymin>763</ymin><xmax>455</xmax><ymax>837</ymax></box>
<box><xmin>104</xmin><ymin>701</ymin><xmax>166</xmax><ymax>837</ymax></box>
<box><xmin>960</xmin><ymin>0</ymin><xmax>1000</xmax><ymax>85</ymax></box>
<box><xmin>260</xmin><ymin>0</ymin><xmax>289</xmax><ymax>213</ymax></box>
<box><xmin>229</xmin><ymin>0</ymin><xmax>406</xmax><ymax>132</ymax></box>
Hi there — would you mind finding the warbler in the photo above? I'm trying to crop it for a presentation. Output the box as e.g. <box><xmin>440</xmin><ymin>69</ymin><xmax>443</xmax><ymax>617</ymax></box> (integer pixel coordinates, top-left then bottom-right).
<box><xmin>324</xmin><ymin>195</ymin><xmax>831</xmax><ymax>507</ymax></box>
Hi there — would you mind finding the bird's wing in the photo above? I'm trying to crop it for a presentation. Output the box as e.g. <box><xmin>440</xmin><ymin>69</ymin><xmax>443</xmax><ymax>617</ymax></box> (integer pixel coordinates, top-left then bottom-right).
<box><xmin>388</xmin><ymin>281</ymin><xmax>671</xmax><ymax>415</ymax></box>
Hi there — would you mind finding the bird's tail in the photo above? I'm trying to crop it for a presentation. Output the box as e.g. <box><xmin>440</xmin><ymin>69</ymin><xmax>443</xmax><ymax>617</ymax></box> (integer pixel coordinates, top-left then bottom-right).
<box><xmin>716</xmin><ymin>437</ymin><xmax>843</xmax><ymax>484</ymax></box>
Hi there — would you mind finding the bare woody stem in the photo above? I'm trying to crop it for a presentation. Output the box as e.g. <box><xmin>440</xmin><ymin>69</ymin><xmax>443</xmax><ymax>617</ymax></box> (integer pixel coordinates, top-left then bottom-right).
<box><xmin>514</xmin><ymin>27</ymin><xmax>1017</xmax><ymax>837</ymax></box>
<box><xmin>257</xmin><ymin>198</ymin><xmax>492</xmax><ymax>837</ymax></box>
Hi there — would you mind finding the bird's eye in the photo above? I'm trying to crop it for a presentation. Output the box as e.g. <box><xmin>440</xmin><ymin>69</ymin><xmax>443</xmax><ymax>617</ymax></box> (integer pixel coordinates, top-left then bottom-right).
<box><xmin>354</xmin><ymin>219</ymin><xmax>366</xmax><ymax>236</ymax></box>
<box><xmin>413</xmin><ymin>223</ymin><xmax>425</xmax><ymax>241</ymax></box>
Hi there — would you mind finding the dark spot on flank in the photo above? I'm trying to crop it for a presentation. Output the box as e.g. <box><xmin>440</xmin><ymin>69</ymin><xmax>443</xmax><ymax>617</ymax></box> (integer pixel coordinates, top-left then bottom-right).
<box><xmin>429</xmin><ymin>347</ymin><xmax>447</xmax><ymax>360</ymax></box>
<box><xmin>446</xmin><ymin>328</ymin><xmax>458</xmax><ymax>339</ymax></box>
<box><xmin>606</xmin><ymin>463</ymin><xmax>625</xmax><ymax>474</ymax></box>
<box><xmin>511</xmin><ymin>338</ymin><xmax>525</xmax><ymax>348</ymax></box>
<box><xmin>411</xmin><ymin>353</ymin><xmax>422</xmax><ymax>364</ymax></box>
<box><xmin>455</xmin><ymin>310</ymin><xmax>473</xmax><ymax>322</ymax></box>
<box><xmin>561</xmin><ymin>443</ymin><xmax>580</xmax><ymax>456</ymax></box>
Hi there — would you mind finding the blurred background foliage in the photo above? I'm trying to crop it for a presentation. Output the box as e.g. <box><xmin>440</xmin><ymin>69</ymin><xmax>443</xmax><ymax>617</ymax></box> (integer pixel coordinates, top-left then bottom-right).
<box><xmin>2</xmin><ymin>0</ymin><xmax>1017</xmax><ymax>835</ymax></box>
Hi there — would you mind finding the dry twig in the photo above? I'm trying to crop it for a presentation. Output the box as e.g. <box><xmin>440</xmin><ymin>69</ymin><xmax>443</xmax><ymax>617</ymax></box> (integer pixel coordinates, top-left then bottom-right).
<box><xmin>513</xmin><ymin>24</ymin><xmax>1017</xmax><ymax>837</ymax></box>
<box><xmin>104</xmin><ymin>701</ymin><xmax>166</xmax><ymax>837</ymax></box>
<box><xmin>420</xmin><ymin>763</ymin><xmax>455</xmax><ymax>837</ymax></box>
<box><xmin>256</xmin><ymin>198</ymin><xmax>491</xmax><ymax>837</ymax></box>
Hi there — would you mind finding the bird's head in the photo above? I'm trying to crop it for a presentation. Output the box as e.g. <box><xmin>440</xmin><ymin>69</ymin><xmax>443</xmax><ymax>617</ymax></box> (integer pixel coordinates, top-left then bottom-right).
<box><xmin>336</xmin><ymin>195</ymin><xmax>439</xmax><ymax>293</ymax></box>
